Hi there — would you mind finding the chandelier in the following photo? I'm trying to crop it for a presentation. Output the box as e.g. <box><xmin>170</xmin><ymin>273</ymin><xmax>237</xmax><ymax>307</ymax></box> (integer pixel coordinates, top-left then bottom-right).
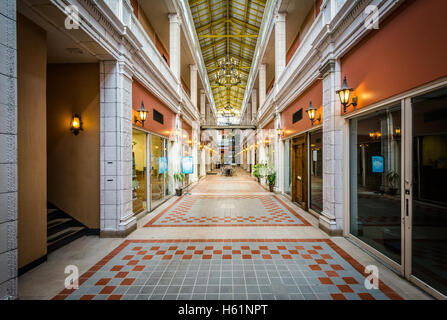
<box><xmin>214</xmin><ymin>54</ymin><xmax>241</xmax><ymax>87</ymax></box>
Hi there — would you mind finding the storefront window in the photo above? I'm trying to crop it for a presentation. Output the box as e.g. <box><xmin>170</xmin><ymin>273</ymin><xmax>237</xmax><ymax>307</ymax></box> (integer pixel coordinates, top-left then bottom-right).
<box><xmin>411</xmin><ymin>87</ymin><xmax>447</xmax><ymax>295</ymax></box>
<box><xmin>150</xmin><ymin>135</ymin><xmax>169</xmax><ymax>209</ymax></box>
<box><xmin>132</xmin><ymin>129</ymin><xmax>147</xmax><ymax>214</ymax></box>
<box><xmin>284</xmin><ymin>139</ymin><xmax>292</xmax><ymax>195</ymax></box>
<box><xmin>349</xmin><ymin>105</ymin><xmax>402</xmax><ymax>263</ymax></box>
<box><xmin>183</xmin><ymin>143</ymin><xmax>192</xmax><ymax>186</ymax></box>
<box><xmin>310</xmin><ymin>130</ymin><xmax>323</xmax><ymax>212</ymax></box>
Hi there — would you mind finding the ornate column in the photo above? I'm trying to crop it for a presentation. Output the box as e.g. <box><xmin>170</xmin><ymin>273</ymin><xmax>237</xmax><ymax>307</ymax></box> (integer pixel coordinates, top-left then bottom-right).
<box><xmin>190</xmin><ymin>64</ymin><xmax>198</xmax><ymax>108</ymax></box>
<box><xmin>169</xmin><ymin>14</ymin><xmax>181</xmax><ymax>82</ymax></box>
<box><xmin>274</xmin><ymin>13</ymin><xmax>287</xmax><ymax>87</ymax></box>
<box><xmin>258</xmin><ymin>64</ymin><xmax>266</xmax><ymax>109</ymax></box>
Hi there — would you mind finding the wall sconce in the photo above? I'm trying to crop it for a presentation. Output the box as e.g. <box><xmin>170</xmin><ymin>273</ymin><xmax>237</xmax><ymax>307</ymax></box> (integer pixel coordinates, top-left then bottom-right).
<box><xmin>276</xmin><ymin>128</ymin><xmax>284</xmax><ymax>137</ymax></box>
<box><xmin>134</xmin><ymin>101</ymin><xmax>148</xmax><ymax>126</ymax></box>
<box><xmin>305</xmin><ymin>101</ymin><xmax>321</xmax><ymax>125</ymax></box>
<box><xmin>394</xmin><ymin>127</ymin><xmax>401</xmax><ymax>136</ymax></box>
<box><xmin>70</xmin><ymin>114</ymin><xmax>83</xmax><ymax>135</ymax></box>
<box><xmin>337</xmin><ymin>76</ymin><xmax>358</xmax><ymax>112</ymax></box>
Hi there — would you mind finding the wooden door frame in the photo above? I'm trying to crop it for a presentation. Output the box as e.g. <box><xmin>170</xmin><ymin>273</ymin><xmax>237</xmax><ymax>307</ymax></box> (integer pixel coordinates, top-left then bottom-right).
<box><xmin>291</xmin><ymin>133</ymin><xmax>308</xmax><ymax>210</ymax></box>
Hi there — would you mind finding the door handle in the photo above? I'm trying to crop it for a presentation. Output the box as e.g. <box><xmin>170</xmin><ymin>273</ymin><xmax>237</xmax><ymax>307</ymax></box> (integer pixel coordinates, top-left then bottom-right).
<box><xmin>406</xmin><ymin>198</ymin><xmax>409</xmax><ymax>217</ymax></box>
<box><xmin>297</xmin><ymin>176</ymin><xmax>302</xmax><ymax>180</ymax></box>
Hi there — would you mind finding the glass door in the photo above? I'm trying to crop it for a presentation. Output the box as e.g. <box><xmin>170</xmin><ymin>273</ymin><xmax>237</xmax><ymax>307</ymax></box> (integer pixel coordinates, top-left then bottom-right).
<box><xmin>405</xmin><ymin>87</ymin><xmax>447</xmax><ymax>297</ymax></box>
<box><xmin>132</xmin><ymin>129</ymin><xmax>148</xmax><ymax>214</ymax></box>
<box><xmin>151</xmin><ymin>135</ymin><xmax>166</xmax><ymax>209</ymax></box>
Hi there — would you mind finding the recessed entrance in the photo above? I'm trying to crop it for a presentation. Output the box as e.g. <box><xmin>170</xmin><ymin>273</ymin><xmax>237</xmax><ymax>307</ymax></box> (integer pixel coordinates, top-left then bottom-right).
<box><xmin>292</xmin><ymin>133</ymin><xmax>308</xmax><ymax>210</ymax></box>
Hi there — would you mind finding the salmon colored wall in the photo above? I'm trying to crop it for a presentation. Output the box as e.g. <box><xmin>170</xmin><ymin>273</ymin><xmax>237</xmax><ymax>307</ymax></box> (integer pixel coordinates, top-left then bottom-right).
<box><xmin>341</xmin><ymin>0</ymin><xmax>447</xmax><ymax>114</ymax></box>
<box><xmin>182</xmin><ymin>119</ymin><xmax>192</xmax><ymax>143</ymax></box>
<box><xmin>47</xmin><ymin>64</ymin><xmax>100</xmax><ymax>230</ymax></box>
<box><xmin>132</xmin><ymin>80</ymin><xmax>176</xmax><ymax>138</ymax></box>
<box><xmin>155</xmin><ymin>34</ymin><xmax>170</xmax><ymax>66</ymax></box>
<box><xmin>130</xmin><ymin>0</ymin><xmax>138</xmax><ymax>17</ymax></box>
<box><xmin>281</xmin><ymin>80</ymin><xmax>322</xmax><ymax>139</ymax></box>
<box><xmin>315</xmin><ymin>0</ymin><xmax>323</xmax><ymax>16</ymax></box>
<box><xmin>286</xmin><ymin>32</ymin><xmax>300</xmax><ymax>65</ymax></box>
<box><xmin>262</xmin><ymin>119</ymin><xmax>275</xmax><ymax>130</ymax></box>
<box><xmin>17</xmin><ymin>14</ymin><xmax>47</xmax><ymax>268</ymax></box>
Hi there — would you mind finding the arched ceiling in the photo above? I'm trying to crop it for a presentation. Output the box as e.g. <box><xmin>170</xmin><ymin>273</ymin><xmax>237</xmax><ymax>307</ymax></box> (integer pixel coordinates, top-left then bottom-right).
<box><xmin>189</xmin><ymin>0</ymin><xmax>266</xmax><ymax>120</ymax></box>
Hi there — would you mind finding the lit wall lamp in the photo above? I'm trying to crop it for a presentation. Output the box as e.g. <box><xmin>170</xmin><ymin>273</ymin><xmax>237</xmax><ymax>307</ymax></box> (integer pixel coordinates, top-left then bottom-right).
<box><xmin>305</xmin><ymin>101</ymin><xmax>321</xmax><ymax>125</ymax></box>
<box><xmin>70</xmin><ymin>114</ymin><xmax>83</xmax><ymax>135</ymax></box>
<box><xmin>337</xmin><ymin>76</ymin><xmax>358</xmax><ymax>112</ymax></box>
<box><xmin>276</xmin><ymin>128</ymin><xmax>284</xmax><ymax>137</ymax></box>
<box><xmin>134</xmin><ymin>101</ymin><xmax>148</xmax><ymax>126</ymax></box>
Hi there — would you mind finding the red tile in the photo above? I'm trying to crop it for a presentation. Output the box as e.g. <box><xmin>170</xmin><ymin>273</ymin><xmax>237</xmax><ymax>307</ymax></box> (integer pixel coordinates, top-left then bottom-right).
<box><xmin>241</xmin><ymin>246</ymin><xmax>250</xmax><ymax>250</ymax></box>
<box><xmin>110</xmin><ymin>265</ymin><xmax>123</xmax><ymax>271</ymax></box>
<box><xmin>232</xmin><ymin>250</ymin><xmax>241</xmax><ymax>254</ymax></box>
<box><xmin>343</xmin><ymin>277</ymin><xmax>359</xmax><ymax>285</ymax></box>
<box><xmin>95</xmin><ymin>278</ymin><xmax>111</xmax><ymax>286</ymax></box>
<box><xmin>187</xmin><ymin>246</ymin><xmax>196</xmax><ymax>250</ymax></box>
<box><xmin>99</xmin><ymin>286</ymin><xmax>116</xmax><ymax>294</ymax></box>
<box><xmin>142</xmin><ymin>255</ymin><xmax>153</xmax><ymax>260</ymax></box>
<box><xmin>175</xmin><ymin>250</ymin><xmax>184</xmax><ymax>255</ymax></box>
<box><xmin>155</xmin><ymin>251</ymin><xmax>166</xmax><ymax>255</ymax></box>
<box><xmin>136</xmin><ymin>251</ymin><xmax>147</xmax><ymax>255</ymax></box>
<box><xmin>122</xmin><ymin>255</ymin><xmax>133</xmax><ymax>260</ymax></box>
<box><xmin>115</xmin><ymin>272</ymin><xmax>128</xmax><ymax>278</ymax></box>
<box><xmin>262</xmin><ymin>254</ymin><xmax>272</xmax><ymax>259</ymax></box>
<box><xmin>60</xmin><ymin>288</ymin><xmax>76</xmax><ymax>295</ymax></box>
<box><xmin>120</xmin><ymin>278</ymin><xmax>135</xmax><ymax>285</ymax></box>
<box><xmin>282</xmin><ymin>254</ymin><xmax>292</xmax><ymax>259</ymax></box>
<box><xmin>222</xmin><ymin>255</ymin><xmax>232</xmax><ymax>259</ymax></box>
<box><xmin>163</xmin><ymin>255</ymin><xmax>173</xmax><ymax>260</ymax></box>
<box><xmin>321</xmin><ymin>254</ymin><xmax>333</xmax><ymax>259</ymax></box>
<box><xmin>194</xmin><ymin>250</ymin><xmax>204</xmax><ymax>254</ymax></box>
<box><xmin>242</xmin><ymin>254</ymin><xmax>252</xmax><ymax>259</ymax></box>
<box><xmin>182</xmin><ymin>255</ymin><xmax>192</xmax><ymax>260</ymax></box>
<box><xmin>270</xmin><ymin>250</ymin><xmax>280</xmax><ymax>254</ymax></box>
<box><xmin>295</xmin><ymin>246</ymin><xmax>305</xmax><ymax>250</ymax></box>
<box><xmin>315</xmin><ymin>259</ymin><xmax>327</xmax><ymax>265</ymax></box>
<box><xmin>331</xmin><ymin>293</ymin><xmax>347</xmax><ymax>300</ymax></box>
<box><xmin>202</xmin><ymin>254</ymin><xmax>212</xmax><ymax>259</ymax></box>
<box><xmin>309</xmin><ymin>265</ymin><xmax>322</xmax><ymax>271</ymax></box>
<box><xmin>80</xmin><ymin>295</ymin><xmax>95</xmax><ymax>300</ymax></box>
<box><xmin>325</xmin><ymin>271</ymin><xmax>339</xmax><ymax>277</ymax></box>
<box><xmin>319</xmin><ymin>277</ymin><xmax>334</xmax><ymax>285</ymax></box>
<box><xmin>337</xmin><ymin>285</ymin><xmax>354</xmax><ymax>293</ymax></box>
<box><xmin>223</xmin><ymin>246</ymin><xmax>232</xmax><ymax>250</ymax></box>
<box><xmin>127</xmin><ymin>260</ymin><xmax>138</xmax><ymax>265</ymax></box>
<box><xmin>133</xmin><ymin>265</ymin><xmax>145</xmax><ymax>271</ymax></box>
<box><xmin>132</xmin><ymin>246</ymin><xmax>142</xmax><ymax>251</ymax></box>
<box><xmin>259</xmin><ymin>246</ymin><xmax>268</xmax><ymax>250</ymax></box>
<box><xmin>168</xmin><ymin>246</ymin><xmax>178</xmax><ymax>250</ymax></box>
<box><xmin>301</xmin><ymin>254</ymin><xmax>312</xmax><ymax>259</ymax></box>
<box><xmin>213</xmin><ymin>250</ymin><xmax>222</xmax><ymax>254</ymax></box>
<box><xmin>277</xmin><ymin>246</ymin><xmax>286</xmax><ymax>250</ymax></box>
<box><xmin>313</xmin><ymin>246</ymin><xmax>323</xmax><ymax>250</ymax></box>
<box><xmin>358</xmin><ymin>293</ymin><xmax>375</xmax><ymax>300</ymax></box>
<box><xmin>107</xmin><ymin>295</ymin><xmax>122</xmax><ymax>300</ymax></box>
<box><xmin>150</xmin><ymin>246</ymin><xmax>160</xmax><ymax>250</ymax></box>
<box><xmin>331</xmin><ymin>264</ymin><xmax>344</xmax><ymax>271</ymax></box>
<box><xmin>251</xmin><ymin>250</ymin><xmax>260</xmax><ymax>254</ymax></box>
<box><xmin>288</xmin><ymin>250</ymin><xmax>298</xmax><ymax>254</ymax></box>
<box><xmin>205</xmin><ymin>246</ymin><xmax>213</xmax><ymax>250</ymax></box>
<box><xmin>308</xmin><ymin>250</ymin><xmax>318</xmax><ymax>254</ymax></box>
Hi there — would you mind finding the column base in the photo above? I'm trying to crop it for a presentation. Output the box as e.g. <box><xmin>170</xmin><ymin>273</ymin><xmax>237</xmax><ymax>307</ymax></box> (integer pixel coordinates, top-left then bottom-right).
<box><xmin>319</xmin><ymin>214</ymin><xmax>343</xmax><ymax>236</ymax></box>
<box><xmin>100</xmin><ymin>216</ymin><xmax>137</xmax><ymax>238</ymax></box>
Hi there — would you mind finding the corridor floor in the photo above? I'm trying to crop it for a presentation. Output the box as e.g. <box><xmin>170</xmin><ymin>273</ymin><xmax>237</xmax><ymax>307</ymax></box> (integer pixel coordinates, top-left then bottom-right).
<box><xmin>19</xmin><ymin>169</ymin><xmax>431</xmax><ymax>300</ymax></box>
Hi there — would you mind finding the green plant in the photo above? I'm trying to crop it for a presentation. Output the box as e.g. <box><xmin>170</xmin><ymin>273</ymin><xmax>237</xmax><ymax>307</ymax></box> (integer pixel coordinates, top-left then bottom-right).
<box><xmin>386</xmin><ymin>171</ymin><xmax>400</xmax><ymax>189</ymax></box>
<box><xmin>252</xmin><ymin>163</ymin><xmax>263</xmax><ymax>179</ymax></box>
<box><xmin>265</xmin><ymin>167</ymin><xmax>276</xmax><ymax>186</ymax></box>
<box><xmin>173</xmin><ymin>172</ymin><xmax>185</xmax><ymax>189</ymax></box>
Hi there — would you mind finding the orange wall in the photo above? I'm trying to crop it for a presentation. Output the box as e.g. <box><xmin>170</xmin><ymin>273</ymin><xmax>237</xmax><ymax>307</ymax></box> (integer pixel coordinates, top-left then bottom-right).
<box><xmin>341</xmin><ymin>0</ymin><xmax>447</xmax><ymax>114</ymax></box>
<box><xmin>281</xmin><ymin>80</ymin><xmax>322</xmax><ymax>138</ymax></box>
<box><xmin>47</xmin><ymin>64</ymin><xmax>100</xmax><ymax>230</ymax></box>
<box><xmin>262</xmin><ymin>119</ymin><xmax>275</xmax><ymax>130</ymax></box>
<box><xmin>17</xmin><ymin>14</ymin><xmax>47</xmax><ymax>268</ymax></box>
<box><xmin>132</xmin><ymin>80</ymin><xmax>176</xmax><ymax>138</ymax></box>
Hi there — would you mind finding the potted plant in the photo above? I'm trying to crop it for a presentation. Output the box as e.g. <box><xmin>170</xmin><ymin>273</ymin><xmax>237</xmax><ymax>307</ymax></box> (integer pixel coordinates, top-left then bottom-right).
<box><xmin>266</xmin><ymin>167</ymin><xmax>276</xmax><ymax>192</ymax></box>
<box><xmin>252</xmin><ymin>163</ymin><xmax>263</xmax><ymax>183</ymax></box>
<box><xmin>173</xmin><ymin>172</ymin><xmax>185</xmax><ymax>196</ymax></box>
<box><xmin>386</xmin><ymin>171</ymin><xmax>400</xmax><ymax>196</ymax></box>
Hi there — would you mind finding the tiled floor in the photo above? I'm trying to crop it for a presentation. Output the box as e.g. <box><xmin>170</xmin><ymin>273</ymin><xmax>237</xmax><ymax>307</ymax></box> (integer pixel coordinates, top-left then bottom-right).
<box><xmin>53</xmin><ymin>239</ymin><xmax>401</xmax><ymax>300</ymax></box>
<box><xmin>19</xmin><ymin>168</ymin><xmax>432</xmax><ymax>300</ymax></box>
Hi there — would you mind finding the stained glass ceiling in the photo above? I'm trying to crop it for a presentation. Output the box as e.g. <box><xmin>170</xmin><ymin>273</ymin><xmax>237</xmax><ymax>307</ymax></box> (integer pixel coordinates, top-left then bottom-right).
<box><xmin>189</xmin><ymin>0</ymin><xmax>266</xmax><ymax>121</ymax></box>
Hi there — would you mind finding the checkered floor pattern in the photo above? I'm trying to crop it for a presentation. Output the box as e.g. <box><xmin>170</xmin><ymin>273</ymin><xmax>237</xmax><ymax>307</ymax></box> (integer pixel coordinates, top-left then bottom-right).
<box><xmin>53</xmin><ymin>239</ymin><xmax>402</xmax><ymax>300</ymax></box>
<box><xmin>191</xmin><ymin>181</ymin><xmax>267</xmax><ymax>193</ymax></box>
<box><xmin>144</xmin><ymin>195</ymin><xmax>310</xmax><ymax>227</ymax></box>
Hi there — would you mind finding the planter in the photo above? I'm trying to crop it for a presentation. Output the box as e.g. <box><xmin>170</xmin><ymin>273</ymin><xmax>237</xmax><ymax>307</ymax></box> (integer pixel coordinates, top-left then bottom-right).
<box><xmin>176</xmin><ymin>188</ymin><xmax>183</xmax><ymax>196</ymax></box>
<box><xmin>269</xmin><ymin>185</ymin><xmax>274</xmax><ymax>192</ymax></box>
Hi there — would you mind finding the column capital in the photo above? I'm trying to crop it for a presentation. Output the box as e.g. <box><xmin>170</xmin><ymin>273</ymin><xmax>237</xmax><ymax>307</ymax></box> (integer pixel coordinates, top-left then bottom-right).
<box><xmin>200</xmin><ymin>88</ymin><xmax>205</xmax><ymax>94</ymax></box>
<box><xmin>319</xmin><ymin>59</ymin><xmax>336</xmax><ymax>78</ymax></box>
<box><xmin>259</xmin><ymin>63</ymin><xmax>266</xmax><ymax>71</ymax></box>
<box><xmin>275</xmin><ymin>12</ymin><xmax>287</xmax><ymax>22</ymax></box>
<box><xmin>190</xmin><ymin>64</ymin><xmax>198</xmax><ymax>71</ymax></box>
<box><xmin>168</xmin><ymin>13</ymin><xmax>182</xmax><ymax>25</ymax></box>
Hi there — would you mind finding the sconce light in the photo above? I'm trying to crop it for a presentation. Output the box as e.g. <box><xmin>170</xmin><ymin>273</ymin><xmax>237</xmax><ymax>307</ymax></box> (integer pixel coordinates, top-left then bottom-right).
<box><xmin>70</xmin><ymin>114</ymin><xmax>83</xmax><ymax>135</ymax></box>
<box><xmin>337</xmin><ymin>76</ymin><xmax>358</xmax><ymax>112</ymax></box>
<box><xmin>305</xmin><ymin>101</ymin><xmax>321</xmax><ymax>125</ymax></box>
<box><xmin>276</xmin><ymin>128</ymin><xmax>284</xmax><ymax>137</ymax></box>
<box><xmin>134</xmin><ymin>101</ymin><xmax>148</xmax><ymax>126</ymax></box>
<box><xmin>394</xmin><ymin>127</ymin><xmax>401</xmax><ymax>136</ymax></box>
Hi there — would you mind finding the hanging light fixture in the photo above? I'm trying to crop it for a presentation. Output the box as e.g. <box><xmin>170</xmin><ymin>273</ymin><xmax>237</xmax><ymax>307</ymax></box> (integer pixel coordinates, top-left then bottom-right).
<box><xmin>214</xmin><ymin>54</ymin><xmax>242</xmax><ymax>87</ymax></box>
<box><xmin>134</xmin><ymin>101</ymin><xmax>148</xmax><ymax>126</ymax></box>
<box><xmin>305</xmin><ymin>101</ymin><xmax>321</xmax><ymax>125</ymax></box>
<box><xmin>336</xmin><ymin>75</ymin><xmax>358</xmax><ymax>112</ymax></box>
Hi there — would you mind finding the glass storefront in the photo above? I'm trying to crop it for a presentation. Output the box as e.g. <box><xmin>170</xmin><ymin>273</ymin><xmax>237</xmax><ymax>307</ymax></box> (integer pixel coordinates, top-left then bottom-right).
<box><xmin>349</xmin><ymin>105</ymin><xmax>402</xmax><ymax>264</ymax></box>
<box><xmin>411</xmin><ymin>87</ymin><xmax>447</xmax><ymax>295</ymax></box>
<box><xmin>132</xmin><ymin>129</ymin><xmax>148</xmax><ymax>214</ymax></box>
<box><xmin>132</xmin><ymin>129</ymin><xmax>171</xmax><ymax>214</ymax></box>
<box><xmin>284</xmin><ymin>139</ymin><xmax>292</xmax><ymax>195</ymax></box>
<box><xmin>310</xmin><ymin>130</ymin><xmax>323</xmax><ymax>212</ymax></box>
<box><xmin>151</xmin><ymin>135</ymin><xmax>169</xmax><ymax>209</ymax></box>
<box><xmin>183</xmin><ymin>143</ymin><xmax>192</xmax><ymax>186</ymax></box>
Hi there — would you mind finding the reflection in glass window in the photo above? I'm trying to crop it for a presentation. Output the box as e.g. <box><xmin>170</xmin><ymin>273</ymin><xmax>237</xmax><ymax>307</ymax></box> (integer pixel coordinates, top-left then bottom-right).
<box><xmin>284</xmin><ymin>139</ymin><xmax>292</xmax><ymax>195</ymax></box>
<box><xmin>132</xmin><ymin>129</ymin><xmax>147</xmax><ymax>214</ymax></box>
<box><xmin>349</xmin><ymin>106</ymin><xmax>402</xmax><ymax>263</ymax></box>
<box><xmin>310</xmin><ymin>130</ymin><xmax>323</xmax><ymax>212</ymax></box>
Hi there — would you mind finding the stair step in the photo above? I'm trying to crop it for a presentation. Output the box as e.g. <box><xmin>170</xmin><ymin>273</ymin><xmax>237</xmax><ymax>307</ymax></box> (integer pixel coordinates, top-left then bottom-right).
<box><xmin>47</xmin><ymin>217</ymin><xmax>73</xmax><ymax>229</ymax></box>
<box><xmin>47</xmin><ymin>226</ymin><xmax>85</xmax><ymax>246</ymax></box>
<box><xmin>47</xmin><ymin>208</ymin><xmax>58</xmax><ymax>214</ymax></box>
